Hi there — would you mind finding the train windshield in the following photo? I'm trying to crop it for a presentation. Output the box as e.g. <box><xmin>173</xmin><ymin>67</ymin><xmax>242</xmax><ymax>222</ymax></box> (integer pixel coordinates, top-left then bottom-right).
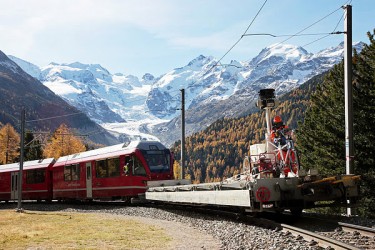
<box><xmin>141</xmin><ymin>149</ymin><xmax>171</xmax><ymax>173</ymax></box>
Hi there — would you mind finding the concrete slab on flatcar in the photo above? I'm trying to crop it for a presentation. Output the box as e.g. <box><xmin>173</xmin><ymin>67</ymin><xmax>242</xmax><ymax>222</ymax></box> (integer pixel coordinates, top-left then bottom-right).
<box><xmin>146</xmin><ymin>190</ymin><xmax>252</xmax><ymax>207</ymax></box>
<box><xmin>147</xmin><ymin>179</ymin><xmax>191</xmax><ymax>188</ymax></box>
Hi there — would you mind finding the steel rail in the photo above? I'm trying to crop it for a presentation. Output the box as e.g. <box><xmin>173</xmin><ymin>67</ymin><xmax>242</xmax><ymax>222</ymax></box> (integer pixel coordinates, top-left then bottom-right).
<box><xmin>281</xmin><ymin>223</ymin><xmax>361</xmax><ymax>250</ymax></box>
<box><xmin>338</xmin><ymin>222</ymin><xmax>375</xmax><ymax>238</ymax></box>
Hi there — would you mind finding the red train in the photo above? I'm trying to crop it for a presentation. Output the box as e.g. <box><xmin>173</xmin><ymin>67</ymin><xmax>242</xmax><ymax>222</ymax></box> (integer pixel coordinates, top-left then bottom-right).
<box><xmin>0</xmin><ymin>141</ymin><xmax>174</xmax><ymax>202</ymax></box>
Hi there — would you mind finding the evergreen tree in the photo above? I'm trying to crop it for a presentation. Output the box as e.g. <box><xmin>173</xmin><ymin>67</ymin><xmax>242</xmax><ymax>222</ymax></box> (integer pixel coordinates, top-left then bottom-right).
<box><xmin>351</xmin><ymin>30</ymin><xmax>375</xmax><ymax>217</ymax></box>
<box><xmin>297</xmin><ymin>30</ymin><xmax>375</xmax><ymax>217</ymax></box>
<box><xmin>43</xmin><ymin>124</ymin><xmax>86</xmax><ymax>159</ymax></box>
<box><xmin>24</xmin><ymin>131</ymin><xmax>43</xmax><ymax>161</ymax></box>
<box><xmin>297</xmin><ymin>64</ymin><xmax>346</xmax><ymax>175</ymax></box>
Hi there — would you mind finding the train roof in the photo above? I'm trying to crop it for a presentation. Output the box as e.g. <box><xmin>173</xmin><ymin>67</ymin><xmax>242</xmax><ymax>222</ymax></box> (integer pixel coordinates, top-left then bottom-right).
<box><xmin>54</xmin><ymin>140</ymin><xmax>167</xmax><ymax>166</ymax></box>
<box><xmin>0</xmin><ymin>158</ymin><xmax>55</xmax><ymax>173</ymax></box>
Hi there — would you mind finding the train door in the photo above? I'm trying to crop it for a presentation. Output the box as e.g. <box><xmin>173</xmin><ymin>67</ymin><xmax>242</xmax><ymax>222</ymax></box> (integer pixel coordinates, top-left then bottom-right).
<box><xmin>86</xmin><ymin>162</ymin><xmax>93</xmax><ymax>198</ymax></box>
<box><xmin>11</xmin><ymin>172</ymin><xmax>18</xmax><ymax>200</ymax></box>
<box><xmin>129</xmin><ymin>155</ymin><xmax>148</xmax><ymax>191</ymax></box>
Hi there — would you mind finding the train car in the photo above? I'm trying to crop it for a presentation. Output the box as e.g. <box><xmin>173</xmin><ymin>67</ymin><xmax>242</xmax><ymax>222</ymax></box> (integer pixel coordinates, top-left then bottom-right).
<box><xmin>52</xmin><ymin>141</ymin><xmax>174</xmax><ymax>201</ymax></box>
<box><xmin>0</xmin><ymin>158</ymin><xmax>55</xmax><ymax>202</ymax></box>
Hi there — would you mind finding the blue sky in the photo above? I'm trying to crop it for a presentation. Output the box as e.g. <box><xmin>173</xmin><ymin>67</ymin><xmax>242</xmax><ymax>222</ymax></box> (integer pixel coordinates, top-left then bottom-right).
<box><xmin>0</xmin><ymin>0</ymin><xmax>374</xmax><ymax>78</ymax></box>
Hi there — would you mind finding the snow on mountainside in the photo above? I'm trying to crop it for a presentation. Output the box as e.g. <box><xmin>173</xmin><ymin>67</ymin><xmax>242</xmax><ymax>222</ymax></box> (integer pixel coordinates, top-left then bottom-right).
<box><xmin>9</xmin><ymin>41</ymin><xmax>364</xmax><ymax>145</ymax></box>
<box><xmin>7</xmin><ymin>55</ymin><xmax>41</xmax><ymax>79</ymax></box>
<box><xmin>8</xmin><ymin>56</ymin><xmax>167</xmax><ymax>142</ymax></box>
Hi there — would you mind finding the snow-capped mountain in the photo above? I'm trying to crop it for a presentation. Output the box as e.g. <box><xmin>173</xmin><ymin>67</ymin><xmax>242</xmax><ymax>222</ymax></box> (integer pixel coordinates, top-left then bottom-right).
<box><xmin>9</xmin><ymin>41</ymin><xmax>364</xmax><ymax>145</ymax></box>
<box><xmin>1</xmin><ymin>51</ymin><xmax>118</xmax><ymax>146</ymax></box>
<box><xmin>147</xmin><ymin>41</ymin><xmax>364</xmax><ymax>144</ymax></box>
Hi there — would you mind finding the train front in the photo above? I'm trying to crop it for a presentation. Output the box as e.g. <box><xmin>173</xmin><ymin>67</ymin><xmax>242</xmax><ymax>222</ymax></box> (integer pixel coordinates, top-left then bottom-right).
<box><xmin>137</xmin><ymin>141</ymin><xmax>174</xmax><ymax>181</ymax></box>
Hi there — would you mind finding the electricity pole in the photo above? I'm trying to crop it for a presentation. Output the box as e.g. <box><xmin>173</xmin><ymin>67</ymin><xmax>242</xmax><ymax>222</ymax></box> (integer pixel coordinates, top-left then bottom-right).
<box><xmin>17</xmin><ymin>109</ymin><xmax>25</xmax><ymax>212</ymax></box>
<box><xmin>344</xmin><ymin>4</ymin><xmax>353</xmax><ymax>216</ymax></box>
<box><xmin>344</xmin><ymin>5</ymin><xmax>353</xmax><ymax>177</ymax></box>
<box><xmin>6</xmin><ymin>125</ymin><xmax>10</xmax><ymax>164</ymax></box>
<box><xmin>180</xmin><ymin>88</ymin><xmax>185</xmax><ymax>179</ymax></box>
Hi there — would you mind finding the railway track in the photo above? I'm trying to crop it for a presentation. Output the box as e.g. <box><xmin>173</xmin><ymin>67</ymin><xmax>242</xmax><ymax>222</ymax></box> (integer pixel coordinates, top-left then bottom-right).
<box><xmin>339</xmin><ymin>222</ymin><xmax>375</xmax><ymax>237</ymax></box>
<box><xmin>281</xmin><ymin>223</ymin><xmax>361</xmax><ymax>250</ymax></box>
<box><xmin>149</xmin><ymin>204</ymin><xmax>375</xmax><ymax>249</ymax></box>
<box><xmin>274</xmin><ymin>213</ymin><xmax>375</xmax><ymax>249</ymax></box>
<box><xmin>321</xmin><ymin>222</ymin><xmax>375</xmax><ymax>249</ymax></box>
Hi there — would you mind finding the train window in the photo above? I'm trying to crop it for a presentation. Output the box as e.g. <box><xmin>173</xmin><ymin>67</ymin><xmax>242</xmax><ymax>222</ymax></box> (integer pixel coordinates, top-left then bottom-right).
<box><xmin>96</xmin><ymin>160</ymin><xmax>107</xmax><ymax>178</ymax></box>
<box><xmin>133</xmin><ymin>156</ymin><xmax>146</xmax><ymax>176</ymax></box>
<box><xmin>141</xmin><ymin>149</ymin><xmax>171</xmax><ymax>174</ymax></box>
<box><xmin>26</xmin><ymin>169</ymin><xmax>45</xmax><ymax>184</ymax></box>
<box><xmin>95</xmin><ymin>158</ymin><xmax>120</xmax><ymax>178</ymax></box>
<box><xmin>64</xmin><ymin>164</ymin><xmax>80</xmax><ymax>181</ymax></box>
<box><xmin>108</xmin><ymin>158</ymin><xmax>120</xmax><ymax>177</ymax></box>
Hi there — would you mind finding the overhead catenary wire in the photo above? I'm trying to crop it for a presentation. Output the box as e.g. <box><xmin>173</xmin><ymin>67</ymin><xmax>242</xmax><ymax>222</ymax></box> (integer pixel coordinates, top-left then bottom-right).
<box><xmin>277</xmin><ymin>2</ymin><xmax>350</xmax><ymax>58</ymax></box>
<box><xmin>26</xmin><ymin>111</ymin><xmax>84</xmax><ymax>123</ymax></box>
<box><xmin>263</xmin><ymin>0</ymin><xmax>351</xmax><ymax>51</ymax></box>
<box><xmin>174</xmin><ymin>0</ymin><xmax>268</xmax><ymax>104</ymax></box>
<box><xmin>200</xmin><ymin>0</ymin><xmax>268</xmax><ymax>81</ymax></box>
<box><xmin>182</xmin><ymin>0</ymin><xmax>348</xmax><ymax>97</ymax></box>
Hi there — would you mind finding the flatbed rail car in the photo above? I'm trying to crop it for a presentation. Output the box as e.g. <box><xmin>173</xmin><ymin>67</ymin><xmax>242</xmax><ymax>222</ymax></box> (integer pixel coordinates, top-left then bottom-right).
<box><xmin>146</xmin><ymin>174</ymin><xmax>361</xmax><ymax>214</ymax></box>
<box><xmin>146</xmin><ymin>89</ymin><xmax>361</xmax><ymax>214</ymax></box>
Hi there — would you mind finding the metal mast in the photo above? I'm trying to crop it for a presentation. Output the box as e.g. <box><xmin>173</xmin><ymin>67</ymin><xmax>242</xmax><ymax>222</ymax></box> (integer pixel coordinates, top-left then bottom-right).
<box><xmin>344</xmin><ymin>5</ymin><xmax>354</xmax><ymax>216</ymax></box>
<box><xmin>180</xmin><ymin>88</ymin><xmax>185</xmax><ymax>179</ymax></box>
<box><xmin>17</xmin><ymin>109</ymin><xmax>25</xmax><ymax>212</ymax></box>
<box><xmin>344</xmin><ymin>5</ymin><xmax>353</xmax><ymax>176</ymax></box>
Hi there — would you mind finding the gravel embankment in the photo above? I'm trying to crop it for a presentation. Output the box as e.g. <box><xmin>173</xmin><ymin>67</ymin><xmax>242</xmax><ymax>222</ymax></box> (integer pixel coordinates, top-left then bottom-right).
<box><xmin>1</xmin><ymin>203</ymin><xmax>374</xmax><ymax>249</ymax></box>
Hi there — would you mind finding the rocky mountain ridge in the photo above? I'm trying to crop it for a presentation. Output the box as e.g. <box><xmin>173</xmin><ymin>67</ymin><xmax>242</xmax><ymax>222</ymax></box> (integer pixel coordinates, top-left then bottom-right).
<box><xmin>1</xmin><ymin>51</ymin><xmax>118</xmax><ymax>146</ymax></box>
<box><xmin>8</xmin><ymin>41</ymin><xmax>364</xmax><ymax>145</ymax></box>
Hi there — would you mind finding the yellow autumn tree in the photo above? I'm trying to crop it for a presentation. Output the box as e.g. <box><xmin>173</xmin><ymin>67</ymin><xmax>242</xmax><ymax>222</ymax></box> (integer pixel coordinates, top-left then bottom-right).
<box><xmin>0</xmin><ymin>124</ymin><xmax>20</xmax><ymax>164</ymax></box>
<box><xmin>43</xmin><ymin>124</ymin><xmax>86</xmax><ymax>159</ymax></box>
<box><xmin>173</xmin><ymin>161</ymin><xmax>181</xmax><ymax>179</ymax></box>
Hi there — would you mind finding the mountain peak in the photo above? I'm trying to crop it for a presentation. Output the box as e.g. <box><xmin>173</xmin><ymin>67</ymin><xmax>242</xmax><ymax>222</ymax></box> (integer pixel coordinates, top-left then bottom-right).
<box><xmin>187</xmin><ymin>55</ymin><xmax>212</xmax><ymax>68</ymax></box>
<box><xmin>250</xmin><ymin>43</ymin><xmax>310</xmax><ymax>66</ymax></box>
<box><xmin>142</xmin><ymin>73</ymin><xmax>155</xmax><ymax>82</ymax></box>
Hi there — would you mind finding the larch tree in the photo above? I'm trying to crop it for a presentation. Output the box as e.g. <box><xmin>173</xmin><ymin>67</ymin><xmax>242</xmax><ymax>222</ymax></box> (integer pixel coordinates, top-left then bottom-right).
<box><xmin>43</xmin><ymin>124</ymin><xmax>86</xmax><ymax>159</ymax></box>
<box><xmin>0</xmin><ymin>124</ymin><xmax>20</xmax><ymax>164</ymax></box>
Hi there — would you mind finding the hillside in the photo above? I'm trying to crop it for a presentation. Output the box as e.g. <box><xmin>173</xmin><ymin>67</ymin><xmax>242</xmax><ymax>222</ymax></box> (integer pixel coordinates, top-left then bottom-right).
<box><xmin>0</xmin><ymin>51</ymin><xmax>118</xmax><ymax>146</ymax></box>
<box><xmin>171</xmin><ymin>72</ymin><xmax>325</xmax><ymax>183</ymax></box>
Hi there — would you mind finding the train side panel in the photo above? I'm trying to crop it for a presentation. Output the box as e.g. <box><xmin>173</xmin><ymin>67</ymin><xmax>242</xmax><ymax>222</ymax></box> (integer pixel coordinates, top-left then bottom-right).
<box><xmin>52</xmin><ymin>162</ymin><xmax>87</xmax><ymax>200</ymax></box>
<box><xmin>91</xmin><ymin>152</ymin><xmax>149</xmax><ymax>199</ymax></box>
<box><xmin>23</xmin><ymin>167</ymin><xmax>52</xmax><ymax>201</ymax></box>
<box><xmin>52</xmin><ymin>151</ymin><xmax>151</xmax><ymax>200</ymax></box>
<box><xmin>0</xmin><ymin>172</ymin><xmax>11</xmax><ymax>201</ymax></box>
<box><xmin>0</xmin><ymin>159</ymin><xmax>55</xmax><ymax>202</ymax></box>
